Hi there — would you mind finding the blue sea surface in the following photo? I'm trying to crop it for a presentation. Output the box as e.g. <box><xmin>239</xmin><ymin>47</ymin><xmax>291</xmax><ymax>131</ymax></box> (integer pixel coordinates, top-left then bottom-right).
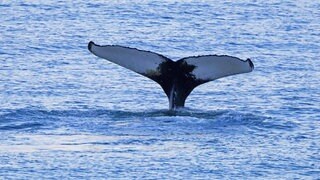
<box><xmin>1</xmin><ymin>0</ymin><xmax>320</xmax><ymax>179</ymax></box>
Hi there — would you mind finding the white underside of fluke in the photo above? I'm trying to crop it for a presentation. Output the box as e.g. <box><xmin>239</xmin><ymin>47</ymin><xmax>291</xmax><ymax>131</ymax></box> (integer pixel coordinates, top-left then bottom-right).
<box><xmin>169</xmin><ymin>84</ymin><xmax>176</xmax><ymax>110</ymax></box>
<box><xmin>181</xmin><ymin>55</ymin><xmax>253</xmax><ymax>81</ymax></box>
<box><xmin>89</xmin><ymin>42</ymin><xmax>167</xmax><ymax>75</ymax></box>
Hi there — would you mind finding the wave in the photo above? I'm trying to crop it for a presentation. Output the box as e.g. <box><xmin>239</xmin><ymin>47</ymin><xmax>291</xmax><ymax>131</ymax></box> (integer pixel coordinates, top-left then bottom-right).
<box><xmin>0</xmin><ymin>108</ymin><xmax>297</xmax><ymax>133</ymax></box>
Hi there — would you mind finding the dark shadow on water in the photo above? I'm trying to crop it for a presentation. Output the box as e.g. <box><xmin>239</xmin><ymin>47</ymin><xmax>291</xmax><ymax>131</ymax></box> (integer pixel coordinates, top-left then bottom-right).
<box><xmin>0</xmin><ymin>107</ymin><xmax>298</xmax><ymax>132</ymax></box>
<box><xmin>0</xmin><ymin>122</ymin><xmax>43</xmax><ymax>131</ymax></box>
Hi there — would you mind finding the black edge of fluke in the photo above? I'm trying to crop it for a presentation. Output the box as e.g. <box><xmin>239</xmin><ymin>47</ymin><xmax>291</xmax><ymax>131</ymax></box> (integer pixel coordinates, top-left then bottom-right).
<box><xmin>88</xmin><ymin>41</ymin><xmax>95</xmax><ymax>51</ymax></box>
<box><xmin>247</xmin><ymin>58</ymin><xmax>254</xmax><ymax>70</ymax></box>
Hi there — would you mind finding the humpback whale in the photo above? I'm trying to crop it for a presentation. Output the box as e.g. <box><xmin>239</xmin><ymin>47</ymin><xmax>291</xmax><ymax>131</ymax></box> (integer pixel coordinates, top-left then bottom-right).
<box><xmin>88</xmin><ymin>41</ymin><xmax>254</xmax><ymax>110</ymax></box>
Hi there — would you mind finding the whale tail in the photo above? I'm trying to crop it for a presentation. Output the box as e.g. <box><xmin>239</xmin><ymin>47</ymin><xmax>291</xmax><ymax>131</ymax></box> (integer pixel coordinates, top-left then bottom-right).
<box><xmin>88</xmin><ymin>41</ymin><xmax>254</xmax><ymax>110</ymax></box>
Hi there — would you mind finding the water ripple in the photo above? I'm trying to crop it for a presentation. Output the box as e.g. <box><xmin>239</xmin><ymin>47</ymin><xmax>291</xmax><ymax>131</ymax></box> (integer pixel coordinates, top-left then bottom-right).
<box><xmin>1</xmin><ymin>0</ymin><xmax>319</xmax><ymax>179</ymax></box>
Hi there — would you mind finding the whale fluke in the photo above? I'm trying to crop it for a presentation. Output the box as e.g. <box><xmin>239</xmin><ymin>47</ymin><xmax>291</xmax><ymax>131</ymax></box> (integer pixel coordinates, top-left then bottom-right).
<box><xmin>88</xmin><ymin>41</ymin><xmax>254</xmax><ymax>110</ymax></box>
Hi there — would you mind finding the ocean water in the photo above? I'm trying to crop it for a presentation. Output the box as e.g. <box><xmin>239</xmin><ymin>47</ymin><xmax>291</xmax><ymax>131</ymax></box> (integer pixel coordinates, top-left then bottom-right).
<box><xmin>1</xmin><ymin>0</ymin><xmax>320</xmax><ymax>179</ymax></box>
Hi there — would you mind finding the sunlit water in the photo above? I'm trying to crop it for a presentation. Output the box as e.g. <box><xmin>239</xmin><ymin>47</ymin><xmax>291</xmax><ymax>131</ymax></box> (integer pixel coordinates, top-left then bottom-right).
<box><xmin>1</xmin><ymin>1</ymin><xmax>319</xmax><ymax>179</ymax></box>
